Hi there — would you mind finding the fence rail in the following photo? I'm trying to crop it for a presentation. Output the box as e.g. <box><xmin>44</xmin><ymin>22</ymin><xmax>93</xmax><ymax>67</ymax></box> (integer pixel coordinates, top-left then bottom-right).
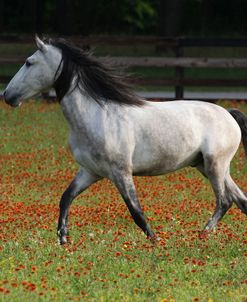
<box><xmin>1</xmin><ymin>36</ymin><xmax>247</xmax><ymax>99</ymax></box>
<box><xmin>101</xmin><ymin>57</ymin><xmax>247</xmax><ymax>68</ymax></box>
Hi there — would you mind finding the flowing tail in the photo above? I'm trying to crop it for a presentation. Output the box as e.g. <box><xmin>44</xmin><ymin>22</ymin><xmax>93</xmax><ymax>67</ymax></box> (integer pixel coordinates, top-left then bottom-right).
<box><xmin>227</xmin><ymin>108</ymin><xmax>247</xmax><ymax>215</ymax></box>
<box><xmin>228</xmin><ymin>108</ymin><xmax>247</xmax><ymax>155</ymax></box>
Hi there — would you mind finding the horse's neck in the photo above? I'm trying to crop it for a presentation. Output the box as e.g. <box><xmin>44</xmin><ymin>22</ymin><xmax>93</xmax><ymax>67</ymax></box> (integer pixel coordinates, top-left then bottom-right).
<box><xmin>60</xmin><ymin>88</ymin><xmax>102</xmax><ymax>131</ymax></box>
<box><xmin>60</xmin><ymin>88</ymin><xmax>133</xmax><ymax>138</ymax></box>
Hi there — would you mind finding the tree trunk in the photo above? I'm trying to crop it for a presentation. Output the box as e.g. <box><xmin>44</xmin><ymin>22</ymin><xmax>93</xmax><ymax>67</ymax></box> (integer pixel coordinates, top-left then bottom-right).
<box><xmin>55</xmin><ymin>0</ymin><xmax>71</xmax><ymax>35</ymax></box>
<box><xmin>35</xmin><ymin>0</ymin><xmax>44</xmax><ymax>35</ymax></box>
<box><xmin>0</xmin><ymin>0</ymin><xmax>4</xmax><ymax>32</ymax></box>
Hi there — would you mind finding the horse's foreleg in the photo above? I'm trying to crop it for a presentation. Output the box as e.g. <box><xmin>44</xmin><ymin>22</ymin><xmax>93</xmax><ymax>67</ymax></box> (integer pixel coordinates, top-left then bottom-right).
<box><xmin>112</xmin><ymin>173</ymin><xmax>155</xmax><ymax>239</ymax></box>
<box><xmin>57</xmin><ymin>168</ymin><xmax>100</xmax><ymax>244</ymax></box>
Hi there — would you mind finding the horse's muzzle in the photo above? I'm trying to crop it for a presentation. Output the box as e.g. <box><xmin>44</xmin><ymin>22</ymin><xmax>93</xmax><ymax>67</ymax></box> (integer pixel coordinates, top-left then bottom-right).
<box><xmin>3</xmin><ymin>89</ymin><xmax>21</xmax><ymax>107</ymax></box>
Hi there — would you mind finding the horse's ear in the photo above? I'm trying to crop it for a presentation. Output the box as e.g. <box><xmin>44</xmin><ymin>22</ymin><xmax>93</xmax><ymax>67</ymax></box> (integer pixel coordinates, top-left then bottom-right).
<box><xmin>35</xmin><ymin>35</ymin><xmax>48</xmax><ymax>53</ymax></box>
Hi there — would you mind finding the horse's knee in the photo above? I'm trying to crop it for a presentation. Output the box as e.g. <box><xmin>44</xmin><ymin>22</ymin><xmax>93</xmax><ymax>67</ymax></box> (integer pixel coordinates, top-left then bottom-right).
<box><xmin>59</xmin><ymin>185</ymin><xmax>76</xmax><ymax>209</ymax></box>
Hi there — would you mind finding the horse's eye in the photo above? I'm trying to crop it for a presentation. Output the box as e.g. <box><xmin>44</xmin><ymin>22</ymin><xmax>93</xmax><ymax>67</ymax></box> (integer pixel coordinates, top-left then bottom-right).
<box><xmin>25</xmin><ymin>60</ymin><xmax>32</xmax><ymax>67</ymax></box>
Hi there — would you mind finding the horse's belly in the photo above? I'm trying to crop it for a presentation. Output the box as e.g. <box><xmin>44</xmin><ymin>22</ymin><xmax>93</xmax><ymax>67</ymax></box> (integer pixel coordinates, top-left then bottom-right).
<box><xmin>133</xmin><ymin>159</ymin><xmax>197</xmax><ymax>176</ymax></box>
<box><xmin>132</xmin><ymin>143</ymin><xmax>201</xmax><ymax>176</ymax></box>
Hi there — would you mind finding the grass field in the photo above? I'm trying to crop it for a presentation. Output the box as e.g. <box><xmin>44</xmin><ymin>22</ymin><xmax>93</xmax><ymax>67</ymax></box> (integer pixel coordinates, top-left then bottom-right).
<box><xmin>1</xmin><ymin>100</ymin><xmax>247</xmax><ymax>301</ymax></box>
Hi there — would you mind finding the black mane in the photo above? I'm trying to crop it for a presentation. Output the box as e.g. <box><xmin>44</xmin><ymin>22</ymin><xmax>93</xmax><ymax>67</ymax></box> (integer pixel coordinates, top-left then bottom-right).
<box><xmin>46</xmin><ymin>38</ymin><xmax>144</xmax><ymax>106</ymax></box>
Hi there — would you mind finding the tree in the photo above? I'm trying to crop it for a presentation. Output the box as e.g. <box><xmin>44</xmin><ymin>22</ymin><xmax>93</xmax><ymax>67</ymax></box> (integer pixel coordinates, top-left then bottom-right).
<box><xmin>55</xmin><ymin>0</ymin><xmax>72</xmax><ymax>35</ymax></box>
<box><xmin>158</xmin><ymin>0</ymin><xmax>183</xmax><ymax>36</ymax></box>
<box><xmin>35</xmin><ymin>0</ymin><xmax>44</xmax><ymax>35</ymax></box>
<box><xmin>0</xmin><ymin>0</ymin><xmax>4</xmax><ymax>32</ymax></box>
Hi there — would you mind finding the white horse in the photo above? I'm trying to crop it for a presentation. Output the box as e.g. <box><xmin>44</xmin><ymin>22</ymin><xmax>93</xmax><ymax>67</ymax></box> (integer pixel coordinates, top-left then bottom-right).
<box><xmin>4</xmin><ymin>36</ymin><xmax>247</xmax><ymax>244</ymax></box>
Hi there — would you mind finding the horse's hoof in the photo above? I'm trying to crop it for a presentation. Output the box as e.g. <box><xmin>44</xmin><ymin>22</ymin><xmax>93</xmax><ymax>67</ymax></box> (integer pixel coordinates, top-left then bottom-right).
<box><xmin>59</xmin><ymin>236</ymin><xmax>67</xmax><ymax>245</ymax></box>
<box><xmin>147</xmin><ymin>235</ymin><xmax>161</xmax><ymax>245</ymax></box>
<box><xmin>57</xmin><ymin>229</ymin><xmax>68</xmax><ymax>245</ymax></box>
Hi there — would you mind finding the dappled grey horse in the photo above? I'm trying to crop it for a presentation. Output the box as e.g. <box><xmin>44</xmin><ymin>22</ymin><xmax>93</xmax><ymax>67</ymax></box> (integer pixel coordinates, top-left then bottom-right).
<box><xmin>4</xmin><ymin>36</ymin><xmax>247</xmax><ymax>244</ymax></box>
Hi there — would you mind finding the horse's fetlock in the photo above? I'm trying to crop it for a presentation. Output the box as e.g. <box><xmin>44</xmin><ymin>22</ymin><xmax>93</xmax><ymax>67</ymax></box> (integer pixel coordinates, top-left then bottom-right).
<box><xmin>57</xmin><ymin>227</ymin><xmax>68</xmax><ymax>237</ymax></box>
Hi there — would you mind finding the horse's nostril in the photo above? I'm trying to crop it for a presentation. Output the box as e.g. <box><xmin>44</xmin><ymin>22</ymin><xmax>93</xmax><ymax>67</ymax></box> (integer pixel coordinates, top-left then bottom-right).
<box><xmin>3</xmin><ymin>90</ymin><xmax>9</xmax><ymax>102</ymax></box>
<box><xmin>3</xmin><ymin>90</ymin><xmax>21</xmax><ymax>107</ymax></box>
<box><xmin>3</xmin><ymin>89</ymin><xmax>10</xmax><ymax>101</ymax></box>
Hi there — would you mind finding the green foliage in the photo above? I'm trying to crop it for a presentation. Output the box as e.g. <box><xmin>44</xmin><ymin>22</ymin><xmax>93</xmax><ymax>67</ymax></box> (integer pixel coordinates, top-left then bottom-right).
<box><xmin>1</xmin><ymin>0</ymin><xmax>158</xmax><ymax>35</ymax></box>
<box><xmin>1</xmin><ymin>0</ymin><xmax>246</xmax><ymax>36</ymax></box>
<box><xmin>69</xmin><ymin>0</ymin><xmax>158</xmax><ymax>34</ymax></box>
<box><xmin>123</xmin><ymin>0</ymin><xmax>157</xmax><ymax>30</ymax></box>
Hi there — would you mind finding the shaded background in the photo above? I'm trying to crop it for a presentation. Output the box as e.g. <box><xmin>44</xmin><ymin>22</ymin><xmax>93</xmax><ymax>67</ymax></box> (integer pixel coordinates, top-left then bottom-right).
<box><xmin>1</xmin><ymin>0</ymin><xmax>247</xmax><ymax>37</ymax></box>
<box><xmin>1</xmin><ymin>0</ymin><xmax>247</xmax><ymax>101</ymax></box>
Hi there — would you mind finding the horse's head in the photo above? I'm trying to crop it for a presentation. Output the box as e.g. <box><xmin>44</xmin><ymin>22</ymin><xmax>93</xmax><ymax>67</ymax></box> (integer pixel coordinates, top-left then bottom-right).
<box><xmin>4</xmin><ymin>36</ymin><xmax>62</xmax><ymax>107</ymax></box>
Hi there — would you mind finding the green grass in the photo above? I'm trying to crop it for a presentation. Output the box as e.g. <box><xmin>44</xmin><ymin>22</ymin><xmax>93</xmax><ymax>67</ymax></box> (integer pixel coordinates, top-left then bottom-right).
<box><xmin>1</xmin><ymin>100</ymin><xmax>247</xmax><ymax>301</ymax></box>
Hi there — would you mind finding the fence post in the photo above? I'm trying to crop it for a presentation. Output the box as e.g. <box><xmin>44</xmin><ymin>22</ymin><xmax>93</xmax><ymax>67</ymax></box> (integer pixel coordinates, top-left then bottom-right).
<box><xmin>175</xmin><ymin>40</ymin><xmax>184</xmax><ymax>99</ymax></box>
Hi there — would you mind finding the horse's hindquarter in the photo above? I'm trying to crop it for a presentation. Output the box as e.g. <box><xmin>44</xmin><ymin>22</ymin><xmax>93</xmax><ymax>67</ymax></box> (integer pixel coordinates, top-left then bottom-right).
<box><xmin>131</xmin><ymin>101</ymin><xmax>241</xmax><ymax>175</ymax></box>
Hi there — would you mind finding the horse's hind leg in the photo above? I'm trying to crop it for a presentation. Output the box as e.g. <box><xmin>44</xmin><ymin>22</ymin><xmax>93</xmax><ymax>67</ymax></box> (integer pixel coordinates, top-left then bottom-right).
<box><xmin>225</xmin><ymin>175</ymin><xmax>247</xmax><ymax>214</ymax></box>
<box><xmin>111</xmin><ymin>172</ymin><xmax>156</xmax><ymax>239</ymax></box>
<box><xmin>204</xmin><ymin>192</ymin><xmax>232</xmax><ymax>231</ymax></box>
<box><xmin>196</xmin><ymin>157</ymin><xmax>233</xmax><ymax>231</ymax></box>
<box><xmin>57</xmin><ymin>168</ymin><xmax>100</xmax><ymax>244</ymax></box>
